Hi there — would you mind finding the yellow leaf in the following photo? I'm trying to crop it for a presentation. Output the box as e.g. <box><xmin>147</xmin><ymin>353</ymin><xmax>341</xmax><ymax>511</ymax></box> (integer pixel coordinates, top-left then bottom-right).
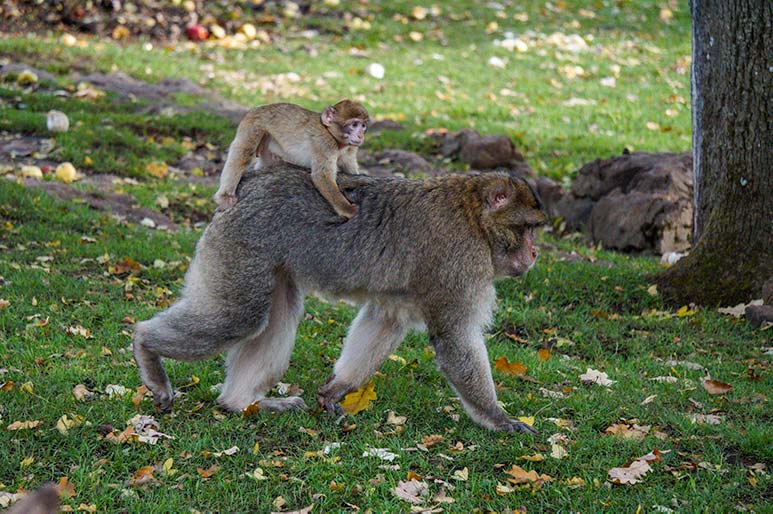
<box><xmin>242</xmin><ymin>401</ymin><xmax>261</xmax><ymax>418</ymax></box>
<box><xmin>252</xmin><ymin>440</ymin><xmax>260</xmax><ymax>454</ymax></box>
<box><xmin>538</xmin><ymin>348</ymin><xmax>551</xmax><ymax>362</ymax></box>
<box><xmin>517</xmin><ymin>416</ymin><xmax>535</xmax><ymax>427</ymax></box>
<box><xmin>162</xmin><ymin>458</ymin><xmax>176</xmax><ymax>475</ymax></box>
<box><xmin>493</xmin><ymin>356</ymin><xmax>527</xmax><ymax>376</ymax></box>
<box><xmin>676</xmin><ymin>305</ymin><xmax>695</xmax><ymax>317</ymax></box>
<box><xmin>452</xmin><ymin>467</ymin><xmax>469</xmax><ymax>481</ymax></box>
<box><xmin>145</xmin><ymin>161</ymin><xmax>169</xmax><ymax>179</ymax></box>
<box><xmin>55</xmin><ymin>162</ymin><xmax>78</xmax><ymax>183</ymax></box>
<box><xmin>21</xmin><ymin>456</ymin><xmax>34</xmax><ymax>467</ymax></box>
<box><xmin>21</xmin><ymin>381</ymin><xmax>34</xmax><ymax>394</ymax></box>
<box><xmin>340</xmin><ymin>380</ymin><xmax>377</xmax><ymax>414</ymax></box>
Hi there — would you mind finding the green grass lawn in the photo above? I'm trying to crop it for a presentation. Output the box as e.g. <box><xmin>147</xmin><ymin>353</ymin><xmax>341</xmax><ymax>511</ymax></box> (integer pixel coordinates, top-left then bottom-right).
<box><xmin>1</xmin><ymin>1</ymin><xmax>770</xmax><ymax>512</ymax></box>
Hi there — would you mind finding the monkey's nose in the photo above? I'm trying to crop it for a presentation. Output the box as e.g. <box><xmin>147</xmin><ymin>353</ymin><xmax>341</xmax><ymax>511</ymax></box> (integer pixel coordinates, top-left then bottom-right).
<box><xmin>531</xmin><ymin>249</ymin><xmax>538</xmax><ymax>259</ymax></box>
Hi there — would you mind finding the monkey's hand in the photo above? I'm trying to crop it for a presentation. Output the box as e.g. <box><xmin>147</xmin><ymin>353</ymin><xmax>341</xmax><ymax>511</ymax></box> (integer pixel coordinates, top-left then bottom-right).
<box><xmin>214</xmin><ymin>192</ymin><xmax>238</xmax><ymax>210</ymax></box>
<box><xmin>498</xmin><ymin>419</ymin><xmax>538</xmax><ymax>434</ymax></box>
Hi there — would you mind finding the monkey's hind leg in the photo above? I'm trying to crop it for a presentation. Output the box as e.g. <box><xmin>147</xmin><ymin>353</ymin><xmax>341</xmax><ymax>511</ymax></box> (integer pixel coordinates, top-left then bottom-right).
<box><xmin>217</xmin><ymin>274</ymin><xmax>307</xmax><ymax>413</ymax></box>
<box><xmin>318</xmin><ymin>302</ymin><xmax>409</xmax><ymax>414</ymax></box>
<box><xmin>214</xmin><ymin>125</ymin><xmax>268</xmax><ymax>208</ymax></box>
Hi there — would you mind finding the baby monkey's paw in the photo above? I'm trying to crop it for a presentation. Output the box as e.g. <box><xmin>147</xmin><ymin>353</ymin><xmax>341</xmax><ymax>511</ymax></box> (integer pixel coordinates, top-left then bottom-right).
<box><xmin>499</xmin><ymin>419</ymin><xmax>537</xmax><ymax>434</ymax></box>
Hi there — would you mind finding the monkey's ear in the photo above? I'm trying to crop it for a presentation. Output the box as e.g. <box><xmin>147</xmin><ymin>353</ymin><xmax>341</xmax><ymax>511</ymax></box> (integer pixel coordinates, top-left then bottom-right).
<box><xmin>321</xmin><ymin>106</ymin><xmax>336</xmax><ymax>127</ymax></box>
<box><xmin>485</xmin><ymin>183</ymin><xmax>513</xmax><ymax>211</ymax></box>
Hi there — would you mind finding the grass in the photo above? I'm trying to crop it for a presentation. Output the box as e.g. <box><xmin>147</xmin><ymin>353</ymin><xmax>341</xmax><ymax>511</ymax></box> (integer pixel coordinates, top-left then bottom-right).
<box><xmin>1</xmin><ymin>1</ymin><xmax>770</xmax><ymax>512</ymax></box>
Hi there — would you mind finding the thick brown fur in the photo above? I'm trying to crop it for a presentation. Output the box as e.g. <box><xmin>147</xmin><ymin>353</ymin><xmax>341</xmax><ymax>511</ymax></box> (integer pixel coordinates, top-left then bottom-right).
<box><xmin>135</xmin><ymin>164</ymin><xmax>545</xmax><ymax>432</ymax></box>
<box><xmin>214</xmin><ymin>100</ymin><xmax>369</xmax><ymax>218</ymax></box>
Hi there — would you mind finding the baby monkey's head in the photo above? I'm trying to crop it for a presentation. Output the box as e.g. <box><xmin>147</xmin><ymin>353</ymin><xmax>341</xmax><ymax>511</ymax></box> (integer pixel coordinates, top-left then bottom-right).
<box><xmin>321</xmin><ymin>99</ymin><xmax>369</xmax><ymax>147</ymax></box>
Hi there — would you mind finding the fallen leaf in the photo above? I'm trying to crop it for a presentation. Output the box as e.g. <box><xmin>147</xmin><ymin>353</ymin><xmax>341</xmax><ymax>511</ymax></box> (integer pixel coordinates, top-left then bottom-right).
<box><xmin>197</xmin><ymin>465</ymin><xmax>220</xmax><ymax>479</ymax></box>
<box><xmin>702</xmin><ymin>378</ymin><xmax>732</xmax><ymax>395</ymax></box>
<box><xmin>130</xmin><ymin>466</ymin><xmax>156</xmax><ymax>487</ymax></box>
<box><xmin>362</xmin><ymin>448</ymin><xmax>399</xmax><ymax>461</ymax></box>
<box><xmin>537</xmin><ymin>348</ymin><xmax>551</xmax><ymax>361</ymax></box>
<box><xmin>494</xmin><ymin>356</ymin><xmax>527</xmax><ymax>376</ymax></box>
<box><xmin>641</xmin><ymin>394</ymin><xmax>657</xmax><ymax>405</ymax></box>
<box><xmin>504</xmin><ymin>465</ymin><xmax>554</xmax><ymax>485</ymax></box>
<box><xmin>0</xmin><ymin>381</ymin><xmax>12</xmax><ymax>392</ymax></box>
<box><xmin>566</xmin><ymin>476</ymin><xmax>586</xmax><ymax>488</ymax></box>
<box><xmin>212</xmin><ymin>446</ymin><xmax>239</xmax><ymax>457</ymax></box>
<box><xmin>421</xmin><ymin>434</ymin><xmax>444</xmax><ymax>447</ymax></box>
<box><xmin>272</xmin><ymin>496</ymin><xmax>287</xmax><ymax>510</ymax></box>
<box><xmin>605</xmin><ymin>423</ymin><xmax>651</xmax><ymax>441</ymax></box>
<box><xmin>392</xmin><ymin>479</ymin><xmax>428</xmax><ymax>504</ymax></box>
<box><xmin>550</xmin><ymin>444</ymin><xmax>568</xmax><ymax>459</ymax></box>
<box><xmin>340</xmin><ymin>380</ymin><xmax>377</xmax><ymax>414</ymax></box>
<box><xmin>452</xmin><ymin>467</ymin><xmax>469</xmax><ymax>481</ymax></box>
<box><xmin>132</xmin><ymin>385</ymin><xmax>149</xmax><ymax>406</ymax></box>
<box><xmin>7</xmin><ymin>420</ymin><xmax>41</xmax><ymax>430</ymax></box>
<box><xmin>162</xmin><ymin>458</ymin><xmax>176</xmax><ymax>475</ymax></box>
<box><xmin>145</xmin><ymin>161</ymin><xmax>169</xmax><ymax>179</ymax></box>
<box><xmin>105</xmin><ymin>384</ymin><xmax>128</xmax><ymax>397</ymax></box>
<box><xmin>243</xmin><ymin>400</ymin><xmax>261</xmax><ymax>418</ymax></box>
<box><xmin>608</xmin><ymin>458</ymin><xmax>652</xmax><ymax>485</ymax></box>
<box><xmin>718</xmin><ymin>300</ymin><xmax>763</xmax><ymax>318</ymax></box>
<box><xmin>56</xmin><ymin>414</ymin><xmax>85</xmax><ymax>435</ymax></box>
<box><xmin>386</xmin><ymin>410</ymin><xmax>407</xmax><ymax>426</ymax></box>
<box><xmin>57</xmin><ymin>476</ymin><xmax>76</xmax><ymax>499</ymax></box>
<box><xmin>21</xmin><ymin>381</ymin><xmax>34</xmax><ymax>394</ymax></box>
<box><xmin>72</xmin><ymin>384</ymin><xmax>94</xmax><ymax>401</ymax></box>
<box><xmin>245</xmin><ymin>467</ymin><xmax>268</xmax><ymax>481</ymax></box>
<box><xmin>495</xmin><ymin>482</ymin><xmax>516</xmax><ymax>495</ymax></box>
<box><xmin>519</xmin><ymin>453</ymin><xmax>545</xmax><ymax>462</ymax></box>
<box><xmin>580</xmin><ymin>368</ymin><xmax>615</xmax><ymax>387</ymax></box>
<box><xmin>686</xmin><ymin>413</ymin><xmax>723</xmax><ymax>425</ymax></box>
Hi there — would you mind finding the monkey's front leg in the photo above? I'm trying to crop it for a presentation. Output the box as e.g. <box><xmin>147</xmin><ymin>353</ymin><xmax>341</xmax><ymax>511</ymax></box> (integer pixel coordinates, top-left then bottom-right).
<box><xmin>338</xmin><ymin>147</ymin><xmax>361</xmax><ymax>175</ymax></box>
<box><xmin>431</xmin><ymin>327</ymin><xmax>536</xmax><ymax>433</ymax></box>
<box><xmin>311</xmin><ymin>156</ymin><xmax>358</xmax><ymax>219</ymax></box>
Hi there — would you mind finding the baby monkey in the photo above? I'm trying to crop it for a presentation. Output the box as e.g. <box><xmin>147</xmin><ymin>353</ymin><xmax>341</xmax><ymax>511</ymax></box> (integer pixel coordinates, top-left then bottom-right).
<box><xmin>214</xmin><ymin>100</ymin><xmax>369</xmax><ymax>218</ymax></box>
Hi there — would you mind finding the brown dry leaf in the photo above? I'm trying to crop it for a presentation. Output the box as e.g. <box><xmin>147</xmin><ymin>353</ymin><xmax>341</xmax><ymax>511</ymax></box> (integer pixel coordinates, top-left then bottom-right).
<box><xmin>392</xmin><ymin>479</ymin><xmax>428</xmax><ymax>504</ymax></box>
<box><xmin>386</xmin><ymin>410</ymin><xmax>407</xmax><ymax>426</ymax></box>
<box><xmin>276</xmin><ymin>506</ymin><xmax>313</xmax><ymax>514</ymax></box>
<box><xmin>519</xmin><ymin>453</ymin><xmax>545</xmax><ymax>462</ymax></box>
<box><xmin>702</xmin><ymin>378</ymin><xmax>732</xmax><ymax>395</ymax></box>
<box><xmin>538</xmin><ymin>348</ymin><xmax>551</xmax><ymax>362</ymax></box>
<box><xmin>493</xmin><ymin>356</ymin><xmax>527</xmax><ymax>376</ymax></box>
<box><xmin>1</xmin><ymin>381</ymin><xmax>13</xmax><ymax>392</ymax></box>
<box><xmin>197</xmin><ymin>465</ymin><xmax>220</xmax><ymax>479</ymax></box>
<box><xmin>72</xmin><ymin>384</ymin><xmax>94</xmax><ymax>401</ymax></box>
<box><xmin>0</xmin><ymin>298</ymin><xmax>9</xmax><ymax>309</ymax></box>
<box><xmin>57</xmin><ymin>476</ymin><xmax>76</xmax><ymax>499</ymax></box>
<box><xmin>131</xmin><ymin>385</ymin><xmax>149</xmax><ymax>406</ymax></box>
<box><xmin>495</xmin><ymin>482</ymin><xmax>516</xmax><ymax>495</ymax></box>
<box><xmin>504</xmin><ymin>464</ymin><xmax>554</xmax><ymax>485</ymax></box>
<box><xmin>7</xmin><ymin>420</ymin><xmax>41</xmax><ymax>430</ymax></box>
<box><xmin>340</xmin><ymin>380</ymin><xmax>377</xmax><ymax>414</ymax></box>
<box><xmin>130</xmin><ymin>466</ymin><xmax>156</xmax><ymax>487</ymax></box>
<box><xmin>242</xmin><ymin>401</ymin><xmax>261</xmax><ymax>418</ymax></box>
<box><xmin>272</xmin><ymin>496</ymin><xmax>287</xmax><ymax>510</ymax></box>
<box><xmin>421</xmin><ymin>434</ymin><xmax>444</xmax><ymax>447</ymax></box>
<box><xmin>407</xmin><ymin>471</ymin><xmax>424</xmax><ymax>481</ymax></box>
<box><xmin>608</xmin><ymin>458</ymin><xmax>652</xmax><ymax>485</ymax></box>
<box><xmin>605</xmin><ymin>423</ymin><xmax>651</xmax><ymax>441</ymax></box>
<box><xmin>452</xmin><ymin>467</ymin><xmax>469</xmax><ymax>481</ymax></box>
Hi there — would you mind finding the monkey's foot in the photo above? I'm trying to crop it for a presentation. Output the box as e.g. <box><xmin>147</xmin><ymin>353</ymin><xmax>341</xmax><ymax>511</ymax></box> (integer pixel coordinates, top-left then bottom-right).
<box><xmin>152</xmin><ymin>390</ymin><xmax>175</xmax><ymax>413</ymax></box>
<box><xmin>214</xmin><ymin>192</ymin><xmax>237</xmax><ymax>209</ymax></box>
<box><xmin>499</xmin><ymin>419</ymin><xmax>537</xmax><ymax>434</ymax></box>
<box><xmin>317</xmin><ymin>382</ymin><xmax>348</xmax><ymax>416</ymax></box>
<box><xmin>257</xmin><ymin>396</ymin><xmax>308</xmax><ymax>412</ymax></box>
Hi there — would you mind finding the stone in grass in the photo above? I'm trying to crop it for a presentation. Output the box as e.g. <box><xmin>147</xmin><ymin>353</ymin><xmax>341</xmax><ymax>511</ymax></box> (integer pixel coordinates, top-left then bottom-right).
<box><xmin>745</xmin><ymin>305</ymin><xmax>773</xmax><ymax>328</ymax></box>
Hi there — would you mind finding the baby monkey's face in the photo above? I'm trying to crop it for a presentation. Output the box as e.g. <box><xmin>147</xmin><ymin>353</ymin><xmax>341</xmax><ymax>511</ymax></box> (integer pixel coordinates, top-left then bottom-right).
<box><xmin>342</xmin><ymin>117</ymin><xmax>367</xmax><ymax>146</ymax></box>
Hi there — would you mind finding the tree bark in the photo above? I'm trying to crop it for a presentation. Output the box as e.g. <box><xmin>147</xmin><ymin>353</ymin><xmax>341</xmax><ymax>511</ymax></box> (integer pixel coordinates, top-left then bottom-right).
<box><xmin>657</xmin><ymin>0</ymin><xmax>772</xmax><ymax>306</ymax></box>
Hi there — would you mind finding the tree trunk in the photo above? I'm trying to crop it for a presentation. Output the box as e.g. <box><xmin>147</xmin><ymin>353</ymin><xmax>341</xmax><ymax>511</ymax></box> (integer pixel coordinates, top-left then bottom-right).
<box><xmin>657</xmin><ymin>0</ymin><xmax>772</xmax><ymax>306</ymax></box>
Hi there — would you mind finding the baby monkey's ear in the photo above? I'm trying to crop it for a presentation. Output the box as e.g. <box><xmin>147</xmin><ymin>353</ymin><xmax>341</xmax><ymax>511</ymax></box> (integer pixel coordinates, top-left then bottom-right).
<box><xmin>321</xmin><ymin>105</ymin><xmax>336</xmax><ymax>127</ymax></box>
<box><xmin>482</xmin><ymin>176</ymin><xmax>513</xmax><ymax>212</ymax></box>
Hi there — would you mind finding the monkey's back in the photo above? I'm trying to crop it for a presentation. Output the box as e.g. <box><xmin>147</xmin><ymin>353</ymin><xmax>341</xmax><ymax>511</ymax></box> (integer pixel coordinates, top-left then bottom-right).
<box><xmin>205</xmin><ymin>164</ymin><xmax>494</xmax><ymax>302</ymax></box>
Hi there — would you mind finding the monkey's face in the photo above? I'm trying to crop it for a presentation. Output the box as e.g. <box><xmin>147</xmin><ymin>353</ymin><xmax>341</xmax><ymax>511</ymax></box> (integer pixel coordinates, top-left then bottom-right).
<box><xmin>481</xmin><ymin>176</ymin><xmax>546</xmax><ymax>278</ymax></box>
<box><xmin>341</xmin><ymin>118</ymin><xmax>367</xmax><ymax>146</ymax></box>
<box><xmin>322</xmin><ymin>100</ymin><xmax>369</xmax><ymax>147</ymax></box>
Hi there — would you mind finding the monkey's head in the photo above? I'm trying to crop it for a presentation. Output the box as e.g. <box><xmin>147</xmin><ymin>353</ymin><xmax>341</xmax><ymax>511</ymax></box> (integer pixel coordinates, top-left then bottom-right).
<box><xmin>478</xmin><ymin>174</ymin><xmax>547</xmax><ymax>278</ymax></box>
<box><xmin>321</xmin><ymin>99</ymin><xmax>369</xmax><ymax>147</ymax></box>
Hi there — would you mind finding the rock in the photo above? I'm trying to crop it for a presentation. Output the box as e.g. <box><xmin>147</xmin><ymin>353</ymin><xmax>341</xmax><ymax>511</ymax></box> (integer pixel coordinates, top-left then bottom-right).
<box><xmin>431</xmin><ymin>128</ymin><xmax>533</xmax><ymax>174</ymax></box>
<box><xmin>745</xmin><ymin>305</ymin><xmax>773</xmax><ymax>328</ymax></box>
<box><xmin>368</xmin><ymin>119</ymin><xmax>405</xmax><ymax>133</ymax></box>
<box><xmin>762</xmin><ymin>278</ymin><xmax>773</xmax><ymax>305</ymax></box>
<box><xmin>556</xmin><ymin>151</ymin><xmax>693</xmax><ymax>254</ymax></box>
<box><xmin>374</xmin><ymin>150</ymin><xmax>434</xmax><ymax>175</ymax></box>
<box><xmin>532</xmin><ymin>176</ymin><xmax>564</xmax><ymax>219</ymax></box>
<box><xmin>0</xmin><ymin>63</ymin><xmax>57</xmax><ymax>83</ymax></box>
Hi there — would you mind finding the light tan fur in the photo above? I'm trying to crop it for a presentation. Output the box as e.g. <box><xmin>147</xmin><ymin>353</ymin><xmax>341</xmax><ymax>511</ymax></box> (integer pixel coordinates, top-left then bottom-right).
<box><xmin>214</xmin><ymin>100</ymin><xmax>369</xmax><ymax>219</ymax></box>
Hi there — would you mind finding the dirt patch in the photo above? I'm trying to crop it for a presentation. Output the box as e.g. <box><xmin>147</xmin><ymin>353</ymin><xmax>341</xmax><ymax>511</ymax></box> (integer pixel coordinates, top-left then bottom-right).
<box><xmin>23</xmin><ymin>178</ymin><xmax>176</xmax><ymax>230</ymax></box>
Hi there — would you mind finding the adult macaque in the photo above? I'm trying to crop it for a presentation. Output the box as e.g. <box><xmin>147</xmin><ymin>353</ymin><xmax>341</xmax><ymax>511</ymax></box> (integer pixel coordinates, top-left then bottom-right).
<box><xmin>135</xmin><ymin>165</ymin><xmax>545</xmax><ymax>432</ymax></box>
<box><xmin>214</xmin><ymin>100</ymin><xmax>369</xmax><ymax>219</ymax></box>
